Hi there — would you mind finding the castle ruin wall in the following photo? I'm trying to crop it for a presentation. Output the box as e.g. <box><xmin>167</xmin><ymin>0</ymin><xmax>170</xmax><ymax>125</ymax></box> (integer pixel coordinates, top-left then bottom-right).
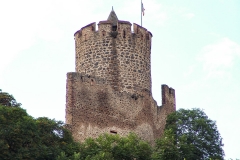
<box><xmin>66</xmin><ymin>72</ymin><xmax>175</xmax><ymax>143</ymax></box>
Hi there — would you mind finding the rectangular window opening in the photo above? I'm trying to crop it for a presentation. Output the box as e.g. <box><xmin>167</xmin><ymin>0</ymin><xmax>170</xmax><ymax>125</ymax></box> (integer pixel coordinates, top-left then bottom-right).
<box><xmin>110</xmin><ymin>130</ymin><xmax>117</xmax><ymax>134</ymax></box>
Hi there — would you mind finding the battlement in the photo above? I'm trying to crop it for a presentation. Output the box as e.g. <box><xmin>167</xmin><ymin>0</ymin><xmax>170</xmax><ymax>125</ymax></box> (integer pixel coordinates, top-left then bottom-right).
<box><xmin>74</xmin><ymin>21</ymin><xmax>152</xmax><ymax>42</ymax></box>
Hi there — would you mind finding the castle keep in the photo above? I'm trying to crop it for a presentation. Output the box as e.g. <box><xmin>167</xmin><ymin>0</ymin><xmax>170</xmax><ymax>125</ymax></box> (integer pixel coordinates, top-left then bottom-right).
<box><xmin>65</xmin><ymin>10</ymin><xmax>176</xmax><ymax>143</ymax></box>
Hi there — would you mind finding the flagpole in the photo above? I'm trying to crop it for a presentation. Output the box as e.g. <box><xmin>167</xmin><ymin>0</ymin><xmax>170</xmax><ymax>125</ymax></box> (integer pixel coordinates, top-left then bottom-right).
<box><xmin>141</xmin><ymin>0</ymin><xmax>142</xmax><ymax>26</ymax></box>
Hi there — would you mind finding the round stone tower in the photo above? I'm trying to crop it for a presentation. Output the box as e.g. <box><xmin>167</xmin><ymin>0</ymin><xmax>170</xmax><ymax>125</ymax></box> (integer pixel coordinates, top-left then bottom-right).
<box><xmin>74</xmin><ymin>9</ymin><xmax>153</xmax><ymax>95</ymax></box>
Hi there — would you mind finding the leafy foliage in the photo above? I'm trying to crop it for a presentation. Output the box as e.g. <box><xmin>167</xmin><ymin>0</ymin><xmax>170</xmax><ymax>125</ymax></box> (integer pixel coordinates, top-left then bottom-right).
<box><xmin>152</xmin><ymin>129</ymin><xmax>180</xmax><ymax>160</ymax></box>
<box><xmin>1</xmin><ymin>90</ymin><xmax>227</xmax><ymax>160</ymax></box>
<box><xmin>58</xmin><ymin>133</ymin><xmax>152</xmax><ymax>160</ymax></box>
<box><xmin>154</xmin><ymin>108</ymin><xmax>224</xmax><ymax>160</ymax></box>
<box><xmin>0</xmin><ymin>89</ymin><xmax>21</xmax><ymax>107</ymax></box>
<box><xmin>0</xmin><ymin>105</ymin><xmax>80</xmax><ymax>160</ymax></box>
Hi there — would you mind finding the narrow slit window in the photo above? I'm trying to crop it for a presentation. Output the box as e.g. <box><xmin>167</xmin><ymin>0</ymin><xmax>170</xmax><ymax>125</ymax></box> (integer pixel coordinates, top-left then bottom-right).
<box><xmin>123</xmin><ymin>30</ymin><xmax>126</xmax><ymax>38</ymax></box>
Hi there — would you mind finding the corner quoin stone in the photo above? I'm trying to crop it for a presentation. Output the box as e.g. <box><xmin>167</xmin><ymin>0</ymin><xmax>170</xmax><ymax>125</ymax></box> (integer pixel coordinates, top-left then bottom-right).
<box><xmin>65</xmin><ymin>9</ymin><xmax>176</xmax><ymax>143</ymax></box>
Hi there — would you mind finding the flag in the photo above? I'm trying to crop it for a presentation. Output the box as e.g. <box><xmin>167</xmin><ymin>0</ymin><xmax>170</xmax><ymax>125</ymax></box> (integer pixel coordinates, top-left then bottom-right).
<box><xmin>142</xmin><ymin>2</ymin><xmax>145</xmax><ymax>16</ymax></box>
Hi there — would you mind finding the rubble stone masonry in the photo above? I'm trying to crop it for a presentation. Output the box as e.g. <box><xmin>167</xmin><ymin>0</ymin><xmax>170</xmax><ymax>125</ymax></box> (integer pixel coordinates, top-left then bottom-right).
<box><xmin>65</xmin><ymin>11</ymin><xmax>176</xmax><ymax>143</ymax></box>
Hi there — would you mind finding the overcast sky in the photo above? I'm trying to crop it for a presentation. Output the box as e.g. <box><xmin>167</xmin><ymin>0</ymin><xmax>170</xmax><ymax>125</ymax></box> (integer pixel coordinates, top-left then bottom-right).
<box><xmin>0</xmin><ymin>0</ymin><xmax>239</xmax><ymax>159</ymax></box>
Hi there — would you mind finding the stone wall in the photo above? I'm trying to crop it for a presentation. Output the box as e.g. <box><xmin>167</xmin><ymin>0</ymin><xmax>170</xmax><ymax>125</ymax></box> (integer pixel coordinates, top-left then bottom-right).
<box><xmin>74</xmin><ymin>21</ymin><xmax>152</xmax><ymax>95</ymax></box>
<box><xmin>65</xmin><ymin>72</ymin><xmax>176</xmax><ymax>143</ymax></box>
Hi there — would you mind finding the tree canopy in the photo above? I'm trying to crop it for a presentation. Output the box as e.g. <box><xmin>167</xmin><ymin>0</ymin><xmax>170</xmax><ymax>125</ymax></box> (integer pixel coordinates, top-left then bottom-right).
<box><xmin>153</xmin><ymin>108</ymin><xmax>224</xmax><ymax>160</ymax></box>
<box><xmin>57</xmin><ymin>133</ymin><xmax>152</xmax><ymax>160</ymax></box>
<box><xmin>0</xmin><ymin>89</ymin><xmax>21</xmax><ymax>107</ymax></box>
<box><xmin>0</xmin><ymin>105</ymin><xmax>80</xmax><ymax>160</ymax></box>
<box><xmin>1</xmin><ymin>89</ymin><xmax>227</xmax><ymax>160</ymax></box>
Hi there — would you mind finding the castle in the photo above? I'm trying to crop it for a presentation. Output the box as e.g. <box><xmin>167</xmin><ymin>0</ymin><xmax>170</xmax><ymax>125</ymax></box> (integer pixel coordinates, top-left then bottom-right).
<box><xmin>65</xmin><ymin>9</ymin><xmax>176</xmax><ymax>143</ymax></box>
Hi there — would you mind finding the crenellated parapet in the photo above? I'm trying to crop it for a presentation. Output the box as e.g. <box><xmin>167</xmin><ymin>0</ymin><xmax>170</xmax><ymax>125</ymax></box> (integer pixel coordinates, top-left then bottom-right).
<box><xmin>74</xmin><ymin>21</ymin><xmax>152</xmax><ymax>44</ymax></box>
<box><xmin>133</xmin><ymin>23</ymin><xmax>152</xmax><ymax>43</ymax></box>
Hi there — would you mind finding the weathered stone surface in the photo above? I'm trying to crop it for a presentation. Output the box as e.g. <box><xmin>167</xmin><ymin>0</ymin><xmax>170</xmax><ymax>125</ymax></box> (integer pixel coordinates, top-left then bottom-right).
<box><xmin>66</xmin><ymin>12</ymin><xmax>176</xmax><ymax>144</ymax></box>
<box><xmin>66</xmin><ymin>72</ymin><xmax>175</xmax><ymax>143</ymax></box>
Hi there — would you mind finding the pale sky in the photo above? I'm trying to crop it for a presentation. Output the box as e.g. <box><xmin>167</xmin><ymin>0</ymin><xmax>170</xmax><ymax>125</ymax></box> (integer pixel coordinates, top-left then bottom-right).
<box><xmin>0</xmin><ymin>0</ymin><xmax>239</xmax><ymax>159</ymax></box>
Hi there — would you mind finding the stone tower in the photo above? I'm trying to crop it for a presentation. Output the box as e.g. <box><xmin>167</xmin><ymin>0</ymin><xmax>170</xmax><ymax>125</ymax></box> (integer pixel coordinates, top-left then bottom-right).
<box><xmin>65</xmin><ymin>9</ymin><xmax>176</xmax><ymax>143</ymax></box>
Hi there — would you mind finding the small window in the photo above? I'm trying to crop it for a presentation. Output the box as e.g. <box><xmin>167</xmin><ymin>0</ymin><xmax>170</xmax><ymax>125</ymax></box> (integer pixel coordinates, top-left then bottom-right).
<box><xmin>102</xmin><ymin>30</ymin><xmax>106</xmax><ymax>36</ymax></box>
<box><xmin>110</xmin><ymin>130</ymin><xmax>117</xmax><ymax>134</ymax></box>
<box><xmin>123</xmin><ymin>30</ymin><xmax>126</xmax><ymax>38</ymax></box>
<box><xmin>112</xmin><ymin>25</ymin><xmax>117</xmax><ymax>31</ymax></box>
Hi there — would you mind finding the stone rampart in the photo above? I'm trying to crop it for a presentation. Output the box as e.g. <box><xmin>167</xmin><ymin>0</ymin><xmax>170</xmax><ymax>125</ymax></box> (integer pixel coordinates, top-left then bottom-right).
<box><xmin>66</xmin><ymin>72</ymin><xmax>175</xmax><ymax>143</ymax></box>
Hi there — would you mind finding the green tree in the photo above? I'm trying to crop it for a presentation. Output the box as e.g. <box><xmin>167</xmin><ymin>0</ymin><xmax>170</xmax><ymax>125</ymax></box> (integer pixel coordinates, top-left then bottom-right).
<box><xmin>56</xmin><ymin>152</ymin><xmax>81</xmax><ymax>160</ymax></box>
<box><xmin>152</xmin><ymin>129</ymin><xmax>180</xmax><ymax>160</ymax></box>
<box><xmin>0</xmin><ymin>105</ymin><xmax>80</xmax><ymax>160</ymax></box>
<box><xmin>59</xmin><ymin>133</ymin><xmax>153</xmax><ymax>160</ymax></box>
<box><xmin>0</xmin><ymin>89</ymin><xmax>21</xmax><ymax>107</ymax></box>
<box><xmin>154</xmin><ymin>108</ymin><xmax>224</xmax><ymax>160</ymax></box>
